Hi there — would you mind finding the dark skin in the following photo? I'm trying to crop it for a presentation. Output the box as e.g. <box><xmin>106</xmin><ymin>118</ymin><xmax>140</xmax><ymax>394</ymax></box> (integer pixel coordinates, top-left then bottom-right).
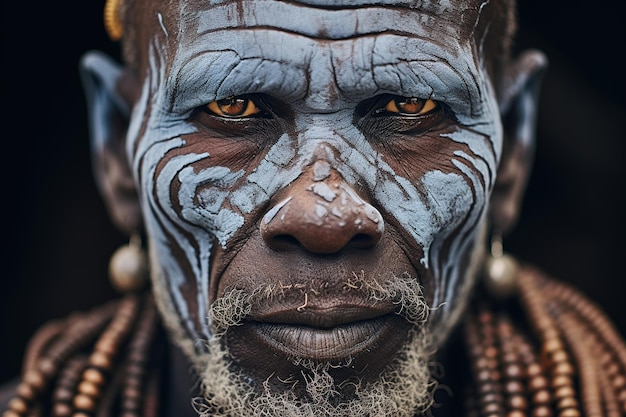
<box><xmin>80</xmin><ymin>0</ymin><xmax>547</xmax><ymax>414</ymax></box>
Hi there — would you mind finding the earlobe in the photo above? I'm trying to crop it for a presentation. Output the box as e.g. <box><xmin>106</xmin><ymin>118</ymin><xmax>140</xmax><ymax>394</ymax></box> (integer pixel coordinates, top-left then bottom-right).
<box><xmin>79</xmin><ymin>50</ymin><xmax>142</xmax><ymax>235</ymax></box>
<box><xmin>490</xmin><ymin>50</ymin><xmax>548</xmax><ymax>234</ymax></box>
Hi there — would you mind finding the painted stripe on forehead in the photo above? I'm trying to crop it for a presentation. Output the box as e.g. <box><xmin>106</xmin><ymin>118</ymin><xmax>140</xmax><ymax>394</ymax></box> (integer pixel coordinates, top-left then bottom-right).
<box><xmin>193</xmin><ymin>1</ymin><xmax>463</xmax><ymax>40</ymax></box>
<box><xmin>205</xmin><ymin>0</ymin><xmax>466</xmax><ymax>13</ymax></box>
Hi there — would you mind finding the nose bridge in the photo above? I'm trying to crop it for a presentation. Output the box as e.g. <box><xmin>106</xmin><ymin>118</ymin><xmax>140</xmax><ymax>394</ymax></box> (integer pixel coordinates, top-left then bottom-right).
<box><xmin>260</xmin><ymin>142</ymin><xmax>384</xmax><ymax>254</ymax></box>
<box><xmin>308</xmin><ymin>140</ymin><xmax>341</xmax><ymax>174</ymax></box>
<box><xmin>295</xmin><ymin>111</ymin><xmax>364</xmax><ymax>176</ymax></box>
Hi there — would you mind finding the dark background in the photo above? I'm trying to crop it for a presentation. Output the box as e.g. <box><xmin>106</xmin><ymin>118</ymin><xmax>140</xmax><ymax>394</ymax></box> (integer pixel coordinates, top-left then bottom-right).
<box><xmin>1</xmin><ymin>1</ymin><xmax>625</xmax><ymax>383</ymax></box>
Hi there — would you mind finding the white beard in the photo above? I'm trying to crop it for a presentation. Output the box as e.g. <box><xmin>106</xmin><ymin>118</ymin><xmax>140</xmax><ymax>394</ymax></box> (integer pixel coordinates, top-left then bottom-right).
<box><xmin>185</xmin><ymin>275</ymin><xmax>438</xmax><ymax>417</ymax></box>
<box><xmin>191</xmin><ymin>328</ymin><xmax>437</xmax><ymax>417</ymax></box>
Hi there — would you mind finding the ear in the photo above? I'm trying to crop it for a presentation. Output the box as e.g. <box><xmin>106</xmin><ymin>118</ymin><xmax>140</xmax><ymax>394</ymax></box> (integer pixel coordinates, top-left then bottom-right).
<box><xmin>490</xmin><ymin>50</ymin><xmax>548</xmax><ymax>235</ymax></box>
<box><xmin>79</xmin><ymin>50</ymin><xmax>142</xmax><ymax>235</ymax></box>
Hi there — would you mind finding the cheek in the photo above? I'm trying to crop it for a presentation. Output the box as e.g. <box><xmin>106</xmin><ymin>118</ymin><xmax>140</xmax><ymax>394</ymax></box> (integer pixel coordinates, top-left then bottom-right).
<box><xmin>134</xmin><ymin>132</ymin><xmax>273</xmax><ymax>346</ymax></box>
<box><xmin>368</xmin><ymin>129</ymin><xmax>492</xmax><ymax>270</ymax></box>
<box><xmin>150</xmin><ymin>159</ymin><xmax>246</xmax><ymax>253</ymax></box>
<box><xmin>376</xmin><ymin>169</ymin><xmax>477</xmax><ymax>265</ymax></box>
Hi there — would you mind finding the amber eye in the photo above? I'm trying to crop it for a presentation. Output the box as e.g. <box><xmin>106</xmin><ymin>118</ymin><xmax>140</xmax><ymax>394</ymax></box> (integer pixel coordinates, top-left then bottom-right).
<box><xmin>384</xmin><ymin>97</ymin><xmax>438</xmax><ymax>116</ymax></box>
<box><xmin>206</xmin><ymin>96</ymin><xmax>261</xmax><ymax>118</ymax></box>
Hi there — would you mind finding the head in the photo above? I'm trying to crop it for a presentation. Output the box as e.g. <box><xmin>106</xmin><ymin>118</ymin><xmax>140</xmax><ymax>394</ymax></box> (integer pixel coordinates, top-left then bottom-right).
<box><xmin>80</xmin><ymin>0</ymin><xmax>546</xmax><ymax>415</ymax></box>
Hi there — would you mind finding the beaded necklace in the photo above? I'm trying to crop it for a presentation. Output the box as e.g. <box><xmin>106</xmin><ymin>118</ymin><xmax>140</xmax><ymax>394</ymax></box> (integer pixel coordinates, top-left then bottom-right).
<box><xmin>3</xmin><ymin>265</ymin><xmax>626</xmax><ymax>417</ymax></box>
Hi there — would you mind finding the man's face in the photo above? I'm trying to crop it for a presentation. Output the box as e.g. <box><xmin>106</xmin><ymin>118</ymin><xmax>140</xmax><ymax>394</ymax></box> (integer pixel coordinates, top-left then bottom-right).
<box><xmin>128</xmin><ymin>0</ymin><xmax>502</xmax><ymax>413</ymax></box>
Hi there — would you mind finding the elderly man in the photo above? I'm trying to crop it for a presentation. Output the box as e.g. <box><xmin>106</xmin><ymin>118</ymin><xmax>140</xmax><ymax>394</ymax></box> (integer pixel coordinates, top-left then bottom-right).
<box><xmin>3</xmin><ymin>0</ymin><xmax>626</xmax><ymax>416</ymax></box>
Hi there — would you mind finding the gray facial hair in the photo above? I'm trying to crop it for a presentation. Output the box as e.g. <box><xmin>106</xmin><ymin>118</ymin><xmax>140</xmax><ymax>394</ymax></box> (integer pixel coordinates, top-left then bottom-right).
<box><xmin>192</xmin><ymin>273</ymin><xmax>438</xmax><ymax>417</ymax></box>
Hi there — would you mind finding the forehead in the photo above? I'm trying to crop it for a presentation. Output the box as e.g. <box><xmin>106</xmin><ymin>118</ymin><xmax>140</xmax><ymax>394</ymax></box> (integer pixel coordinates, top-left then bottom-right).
<box><xmin>136</xmin><ymin>0</ymin><xmax>497</xmax><ymax>116</ymax></box>
<box><xmin>177</xmin><ymin>0</ymin><xmax>483</xmax><ymax>33</ymax></box>
<box><xmin>144</xmin><ymin>0</ymin><xmax>492</xmax><ymax>62</ymax></box>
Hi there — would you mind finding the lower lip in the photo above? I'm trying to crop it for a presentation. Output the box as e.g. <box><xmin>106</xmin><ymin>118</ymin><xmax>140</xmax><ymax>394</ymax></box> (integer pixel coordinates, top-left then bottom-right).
<box><xmin>248</xmin><ymin>315</ymin><xmax>402</xmax><ymax>361</ymax></box>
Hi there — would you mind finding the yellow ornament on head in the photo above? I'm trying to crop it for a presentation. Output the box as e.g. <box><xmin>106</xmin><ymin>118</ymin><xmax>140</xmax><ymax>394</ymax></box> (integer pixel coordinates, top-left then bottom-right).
<box><xmin>104</xmin><ymin>0</ymin><xmax>123</xmax><ymax>41</ymax></box>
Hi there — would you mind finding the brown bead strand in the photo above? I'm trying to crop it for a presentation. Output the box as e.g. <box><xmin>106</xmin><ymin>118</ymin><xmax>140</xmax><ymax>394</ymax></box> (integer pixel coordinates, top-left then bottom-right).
<box><xmin>590</xmin><ymin>336</ymin><xmax>623</xmax><ymax>417</ymax></box>
<box><xmin>600</xmin><ymin>371</ymin><xmax>623</xmax><ymax>417</ymax></box>
<box><xmin>2</xmin><ymin>302</ymin><xmax>119</xmax><ymax>417</ymax></box>
<box><xmin>21</xmin><ymin>320</ymin><xmax>67</xmax><ymax>378</ymax></box>
<box><xmin>495</xmin><ymin>315</ymin><xmax>529</xmax><ymax>417</ymax></box>
<box><xmin>601</xmin><ymin>346</ymin><xmax>626</xmax><ymax>415</ymax></box>
<box><xmin>555</xmin><ymin>312</ymin><xmax>599</xmax><ymax>417</ymax></box>
<box><xmin>515</xmin><ymin>269</ymin><xmax>551</xmax><ymax>337</ymax></box>
<box><xmin>517</xmin><ymin>268</ymin><xmax>580</xmax><ymax>417</ymax></box>
<box><xmin>465</xmin><ymin>305</ymin><xmax>507</xmax><ymax>417</ymax></box>
<box><xmin>119</xmin><ymin>295</ymin><xmax>159</xmax><ymax>417</ymax></box>
<box><xmin>546</xmin><ymin>279</ymin><xmax>626</xmax><ymax>376</ymax></box>
<box><xmin>544</xmin><ymin>346</ymin><xmax>579</xmax><ymax>416</ymax></box>
<box><xmin>512</xmin><ymin>330</ymin><xmax>553</xmax><ymax>417</ymax></box>
<box><xmin>545</xmin><ymin>276</ymin><xmax>626</xmax><ymax>415</ymax></box>
<box><xmin>592</xmin><ymin>329</ymin><xmax>626</xmax><ymax>414</ymax></box>
<box><xmin>71</xmin><ymin>295</ymin><xmax>141</xmax><ymax>417</ymax></box>
<box><xmin>51</xmin><ymin>356</ymin><xmax>89</xmax><ymax>417</ymax></box>
<box><xmin>571</xmin><ymin>315</ymin><xmax>626</xmax><ymax>416</ymax></box>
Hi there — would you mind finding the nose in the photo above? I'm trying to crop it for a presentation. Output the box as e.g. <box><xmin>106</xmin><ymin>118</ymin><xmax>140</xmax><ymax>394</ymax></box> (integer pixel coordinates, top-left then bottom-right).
<box><xmin>260</xmin><ymin>161</ymin><xmax>384</xmax><ymax>254</ymax></box>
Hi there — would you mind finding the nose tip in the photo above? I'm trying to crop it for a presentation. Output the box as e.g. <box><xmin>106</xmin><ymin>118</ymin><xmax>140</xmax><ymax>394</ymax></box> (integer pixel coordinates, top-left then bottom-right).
<box><xmin>260</xmin><ymin>180</ymin><xmax>384</xmax><ymax>254</ymax></box>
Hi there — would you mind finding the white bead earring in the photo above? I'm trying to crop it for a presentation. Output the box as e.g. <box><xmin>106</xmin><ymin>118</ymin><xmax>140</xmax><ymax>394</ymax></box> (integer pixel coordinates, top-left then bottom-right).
<box><xmin>483</xmin><ymin>232</ymin><xmax>519</xmax><ymax>299</ymax></box>
<box><xmin>108</xmin><ymin>234</ymin><xmax>149</xmax><ymax>293</ymax></box>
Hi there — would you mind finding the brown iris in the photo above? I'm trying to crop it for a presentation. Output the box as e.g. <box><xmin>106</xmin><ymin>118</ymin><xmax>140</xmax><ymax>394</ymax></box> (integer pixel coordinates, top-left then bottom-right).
<box><xmin>384</xmin><ymin>97</ymin><xmax>438</xmax><ymax>116</ymax></box>
<box><xmin>206</xmin><ymin>96</ymin><xmax>261</xmax><ymax>118</ymax></box>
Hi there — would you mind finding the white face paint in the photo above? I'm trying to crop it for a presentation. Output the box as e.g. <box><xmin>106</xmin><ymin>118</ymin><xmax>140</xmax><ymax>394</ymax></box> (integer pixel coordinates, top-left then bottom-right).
<box><xmin>127</xmin><ymin>0</ymin><xmax>503</xmax><ymax>357</ymax></box>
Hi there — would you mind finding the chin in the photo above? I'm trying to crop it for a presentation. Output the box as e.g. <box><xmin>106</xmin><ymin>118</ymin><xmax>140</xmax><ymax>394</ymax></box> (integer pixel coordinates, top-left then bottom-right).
<box><xmin>192</xmin><ymin>325</ymin><xmax>437</xmax><ymax>417</ymax></box>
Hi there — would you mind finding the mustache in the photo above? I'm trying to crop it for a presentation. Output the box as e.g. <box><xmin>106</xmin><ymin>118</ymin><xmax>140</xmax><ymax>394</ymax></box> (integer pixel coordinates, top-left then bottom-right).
<box><xmin>209</xmin><ymin>271</ymin><xmax>430</xmax><ymax>335</ymax></box>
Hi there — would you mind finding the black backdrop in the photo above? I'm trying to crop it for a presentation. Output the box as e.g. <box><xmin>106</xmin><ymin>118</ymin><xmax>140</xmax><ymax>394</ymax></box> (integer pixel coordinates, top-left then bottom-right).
<box><xmin>1</xmin><ymin>1</ymin><xmax>625</xmax><ymax>383</ymax></box>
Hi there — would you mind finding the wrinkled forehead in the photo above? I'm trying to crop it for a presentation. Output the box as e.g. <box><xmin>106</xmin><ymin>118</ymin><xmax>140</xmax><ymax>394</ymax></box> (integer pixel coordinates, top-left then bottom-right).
<box><xmin>140</xmin><ymin>0</ymin><xmax>494</xmax><ymax>58</ymax></box>
<box><xmin>173</xmin><ymin>0</ymin><xmax>487</xmax><ymax>33</ymax></box>
<box><xmin>133</xmin><ymin>0</ymin><xmax>499</xmax><ymax>110</ymax></box>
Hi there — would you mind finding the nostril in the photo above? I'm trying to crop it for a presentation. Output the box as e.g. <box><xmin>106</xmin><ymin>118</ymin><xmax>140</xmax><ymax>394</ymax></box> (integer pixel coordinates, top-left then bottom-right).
<box><xmin>267</xmin><ymin>234</ymin><xmax>302</xmax><ymax>251</ymax></box>
<box><xmin>349</xmin><ymin>233</ymin><xmax>378</xmax><ymax>249</ymax></box>
<box><xmin>265</xmin><ymin>230</ymin><xmax>380</xmax><ymax>254</ymax></box>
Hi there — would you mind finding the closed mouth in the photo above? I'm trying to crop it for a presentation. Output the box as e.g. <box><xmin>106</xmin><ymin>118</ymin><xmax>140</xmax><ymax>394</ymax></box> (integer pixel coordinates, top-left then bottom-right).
<box><xmin>246</xmin><ymin>314</ymin><xmax>402</xmax><ymax>361</ymax></box>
